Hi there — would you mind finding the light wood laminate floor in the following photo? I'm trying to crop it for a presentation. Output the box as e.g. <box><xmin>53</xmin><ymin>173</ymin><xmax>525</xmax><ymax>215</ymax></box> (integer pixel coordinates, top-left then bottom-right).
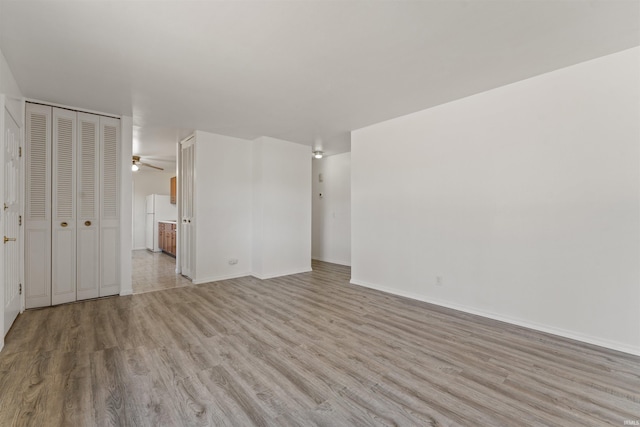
<box><xmin>1</xmin><ymin>261</ymin><xmax>639</xmax><ymax>426</ymax></box>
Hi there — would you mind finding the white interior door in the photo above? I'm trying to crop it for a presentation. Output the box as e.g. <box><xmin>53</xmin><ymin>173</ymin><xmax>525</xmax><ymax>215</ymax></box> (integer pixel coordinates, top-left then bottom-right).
<box><xmin>3</xmin><ymin>106</ymin><xmax>22</xmax><ymax>335</ymax></box>
<box><xmin>25</xmin><ymin>103</ymin><xmax>51</xmax><ymax>309</ymax></box>
<box><xmin>51</xmin><ymin>107</ymin><xmax>76</xmax><ymax>306</ymax></box>
<box><xmin>180</xmin><ymin>137</ymin><xmax>195</xmax><ymax>279</ymax></box>
<box><xmin>76</xmin><ymin>112</ymin><xmax>99</xmax><ymax>300</ymax></box>
<box><xmin>99</xmin><ymin>116</ymin><xmax>120</xmax><ymax>297</ymax></box>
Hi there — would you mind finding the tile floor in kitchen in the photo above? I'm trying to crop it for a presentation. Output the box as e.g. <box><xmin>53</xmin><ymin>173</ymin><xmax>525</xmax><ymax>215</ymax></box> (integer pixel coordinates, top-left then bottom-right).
<box><xmin>132</xmin><ymin>249</ymin><xmax>193</xmax><ymax>294</ymax></box>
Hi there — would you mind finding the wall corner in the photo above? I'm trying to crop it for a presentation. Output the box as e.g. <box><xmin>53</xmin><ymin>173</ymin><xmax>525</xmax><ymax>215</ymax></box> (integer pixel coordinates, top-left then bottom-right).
<box><xmin>119</xmin><ymin>116</ymin><xmax>133</xmax><ymax>296</ymax></box>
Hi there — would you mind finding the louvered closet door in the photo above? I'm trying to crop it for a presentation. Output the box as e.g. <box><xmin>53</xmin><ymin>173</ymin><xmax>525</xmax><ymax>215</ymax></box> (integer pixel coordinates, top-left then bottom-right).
<box><xmin>76</xmin><ymin>113</ymin><xmax>100</xmax><ymax>300</ymax></box>
<box><xmin>99</xmin><ymin>116</ymin><xmax>120</xmax><ymax>297</ymax></box>
<box><xmin>25</xmin><ymin>103</ymin><xmax>52</xmax><ymax>309</ymax></box>
<box><xmin>52</xmin><ymin>107</ymin><xmax>77</xmax><ymax>305</ymax></box>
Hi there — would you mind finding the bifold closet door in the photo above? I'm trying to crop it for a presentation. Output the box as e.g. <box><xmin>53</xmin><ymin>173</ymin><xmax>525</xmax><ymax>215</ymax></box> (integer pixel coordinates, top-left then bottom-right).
<box><xmin>51</xmin><ymin>107</ymin><xmax>77</xmax><ymax>306</ymax></box>
<box><xmin>24</xmin><ymin>104</ymin><xmax>51</xmax><ymax>308</ymax></box>
<box><xmin>99</xmin><ymin>116</ymin><xmax>120</xmax><ymax>297</ymax></box>
<box><xmin>25</xmin><ymin>104</ymin><xmax>51</xmax><ymax>309</ymax></box>
<box><xmin>25</xmin><ymin>104</ymin><xmax>121</xmax><ymax>306</ymax></box>
<box><xmin>76</xmin><ymin>113</ymin><xmax>100</xmax><ymax>300</ymax></box>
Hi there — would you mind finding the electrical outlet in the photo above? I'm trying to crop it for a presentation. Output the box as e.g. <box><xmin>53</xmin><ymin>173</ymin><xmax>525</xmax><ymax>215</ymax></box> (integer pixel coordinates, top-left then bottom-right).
<box><xmin>228</xmin><ymin>259</ymin><xmax>238</xmax><ymax>265</ymax></box>
<box><xmin>436</xmin><ymin>276</ymin><xmax>443</xmax><ymax>286</ymax></box>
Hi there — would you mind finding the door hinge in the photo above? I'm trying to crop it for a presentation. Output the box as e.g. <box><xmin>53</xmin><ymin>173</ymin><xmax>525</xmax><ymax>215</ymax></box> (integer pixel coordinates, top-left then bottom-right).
<box><xmin>19</xmin><ymin>146</ymin><xmax>22</xmax><ymax>157</ymax></box>
<box><xmin>19</xmin><ymin>284</ymin><xmax>22</xmax><ymax>295</ymax></box>
<box><xmin>19</xmin><ymin>215</ymin><xmax>22</xmax><ymax>226</ymax></box>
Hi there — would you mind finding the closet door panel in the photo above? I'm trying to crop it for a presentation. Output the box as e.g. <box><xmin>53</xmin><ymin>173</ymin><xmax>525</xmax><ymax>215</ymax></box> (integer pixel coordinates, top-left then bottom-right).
<box><xmin>180</xmin><ymin>138</ymin><xmax>195</xmax><ymax>279</ymax></box>
<box><xmin>51</xmin><ymin>107</ymin><xmax>76</xmax><ymax>305</ymax></box>
<box><xmin>99</xmin><ymin>116</ymin><xmax>120</xmax><ymax>296</ymax></box>
<box><xmin>51</xmin><ymin>228</ymin><xmax>75</xmax><ymax>304</ymax></box>
<box><xmin>77</xmin><ymin>227</ymin><xmax>99</xmax><ymax>298</ymax></box>
<box><xmin>25</xmin><ymin>103</ymin><xmax>52</xmax><ymax>308</ymax></box>
<box><xmin>101</xmin><ymin>227</ymin><xmax>118</xmax><ymax>291</ymax></box>
<box><xmin>76</xmin><ymin>113</ymin><xmax>100</xmax><ymax>300</ymax></box>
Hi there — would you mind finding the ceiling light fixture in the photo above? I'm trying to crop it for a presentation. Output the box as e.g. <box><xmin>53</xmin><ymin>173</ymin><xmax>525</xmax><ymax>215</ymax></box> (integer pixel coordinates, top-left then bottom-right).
<box><xmin>132</xmin><ymin>155</ymin><xmax>164</xmax><ymax>171</ymax></box>
<box><xmin>313</xmin><ymin>151</ymin><xmax>324</xmax><ymax>159</ymax></box>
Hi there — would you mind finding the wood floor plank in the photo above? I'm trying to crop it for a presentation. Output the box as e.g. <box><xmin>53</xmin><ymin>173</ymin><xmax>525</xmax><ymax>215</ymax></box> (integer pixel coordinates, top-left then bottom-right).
<box><xmin>1</xmin><ymin>255</ymin><xmax>639</xmax><ymax>426</ymax></box>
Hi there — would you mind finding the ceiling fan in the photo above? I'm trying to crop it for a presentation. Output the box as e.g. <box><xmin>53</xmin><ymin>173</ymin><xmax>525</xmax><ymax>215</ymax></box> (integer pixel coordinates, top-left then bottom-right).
<box><xmin>132</xmin><ymin>155</ymin><xmax>164</xmax><ymax>171</ymax></box>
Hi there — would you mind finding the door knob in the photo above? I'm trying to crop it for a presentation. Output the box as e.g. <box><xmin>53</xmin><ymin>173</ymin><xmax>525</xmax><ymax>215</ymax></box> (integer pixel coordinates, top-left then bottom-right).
<box><xmin>3</xmin><ymin>236</ymin><xmax>16</xmax><ymax>243</ymax></box>
<box><xmin>61</xmin><ymin>222</ymin><xmax>68</xmax><ymax>227</ymax></box>
<box><xmin>85</xmin><ymin>221</ymin><xmax>91</xmax><ymax>226</ymax></box>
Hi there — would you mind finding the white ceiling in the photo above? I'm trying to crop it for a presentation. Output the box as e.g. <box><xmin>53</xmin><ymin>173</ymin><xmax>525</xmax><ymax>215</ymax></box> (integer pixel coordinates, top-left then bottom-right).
<box><xmin>1</xmin><ymin>0</ymin><xmax>638</xmax><ymax>162</ymax></box>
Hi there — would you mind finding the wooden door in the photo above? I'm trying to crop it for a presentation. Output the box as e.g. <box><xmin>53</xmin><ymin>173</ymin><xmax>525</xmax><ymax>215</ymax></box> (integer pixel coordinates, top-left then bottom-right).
<box><xmin>25</xmin><ymin>103</ymin><xmax>51</xmax><ymax>308</ymax></box>
<box><xmin>3</xmin><ymin>106</ymin><xmax>22</xmax><ymax>334</ymax></box>
<box><xmin>76</xmin><ymin>113</ymin><xmax>100</xmax><ymax>300</ymax></box>
<box><xmin>51</xmin><ymin>107</ymin><xmax>76</xmax><ymax>306</ymax></box>
<box><xmin>99</xmin><ymin>116</ymin><xmax>120</xmax><ymax>297</ymax></box>
<box><xmin>180</xmin><ymin>137</ymin><xmax>195</xmax><ymax>278</ymax></box>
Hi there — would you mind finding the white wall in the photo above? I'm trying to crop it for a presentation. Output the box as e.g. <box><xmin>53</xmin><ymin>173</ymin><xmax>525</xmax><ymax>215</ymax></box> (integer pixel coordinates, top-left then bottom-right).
<box><xmin>193</xmin><ymin>131</ymin><xmax>253</xmax><ymax>284</ymax></box>
<box><xmin>351</xmin><ymin>47</ymin><xmax>640</xmax><ymax>355</ymax></box>
<box><xmin>182</xmin><ymin>132</ymin><xmax>312</xmax><ymax>283</ymax></box>
<box><xmin>0</xmin><ymin>50</ymin><xmax>22</xmax><ymax>101</ymax></box>
<box><xmin>0</xmin><ymin>47</ymin><xmax>23</xmax><ymax>350</ymax></box>
<box><xmin>312</xmin><ymin>153</ymin><xmax>351</xmax><ymax>266</ymax></box>
<box><xmin>119</xmin><ymin>116</ymin><xmax>134</xmax><ymax>295</ymax></box>
<box><xmin>251</xmin><ymin>140</ymin><xmax>264</xmax><ymax>275</ymax></box>
<box><xmin>252</xmin><ymin>136</ymin><xmax>312</xmax><ymax>279</ymax></box>
<box><xmin>132</xmin><ymin>170</ymin><xmax>176</xmax><ymax>250</ymax></box>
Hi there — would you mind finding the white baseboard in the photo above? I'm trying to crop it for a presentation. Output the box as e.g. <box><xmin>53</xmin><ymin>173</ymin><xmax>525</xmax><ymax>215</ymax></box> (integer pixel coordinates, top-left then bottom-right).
<box><xmin>132</xmin><ymin>247</ymin><xmax>147</xmax><ymax>251</ymax></box>
<box><xmin>120</xmin><ymin>289</ymin><xmax>133</xmax><ymax>296</ymax></box>
<box><xmin>193</xmin><ymin>272</ymin><xmax>251</xmax><ymax>285</ymax></box>
<box><xmin>252</xmin><ymin>267</ymin><xmax>312</xmax><ymax>280</ymax></box>
<box><xmin>311</xmin><ymin>257</ymin><xmax>351</xmax><ymax>267</ymax></box>
<box><xmin>350</xmin><ymin>278</ymin><xmax>640</xmax><ymax>357</ymax></box>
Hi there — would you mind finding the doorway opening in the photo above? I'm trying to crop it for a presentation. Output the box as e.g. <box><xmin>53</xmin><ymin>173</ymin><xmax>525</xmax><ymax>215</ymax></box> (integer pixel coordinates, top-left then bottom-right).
<box><xmin>131</xmin><ymin>166</ymin><xmax>187</xmax><ymax>293</ymax></box>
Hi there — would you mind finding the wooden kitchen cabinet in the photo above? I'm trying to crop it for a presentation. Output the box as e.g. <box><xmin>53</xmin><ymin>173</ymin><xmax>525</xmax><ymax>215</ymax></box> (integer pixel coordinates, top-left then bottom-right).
<box><xmin>170</xmin><ymin>224</ymin><xmax>176</xmax><ymax>255</ymax></box>
<box><xmin>159</xmin><ymin>222</ymin><xmax>166</xmax><ymax>251</ymax></box>
<box><xmin>170</xmin><ymin>176</ymin><xmax>177</xmax><ymax>204</ymax></box>
<box><xmin>158</xmin><ymin>221</ymin><xmax>177</xmax><ymax>257</ymax></box>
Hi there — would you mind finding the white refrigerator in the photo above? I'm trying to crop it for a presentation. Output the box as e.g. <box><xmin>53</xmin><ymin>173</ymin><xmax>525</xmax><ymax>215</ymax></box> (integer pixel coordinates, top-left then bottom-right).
<box><xmin>145</xmin><ymin>194</ymin><xmax>177</xmax><ymax>252</ymax></box>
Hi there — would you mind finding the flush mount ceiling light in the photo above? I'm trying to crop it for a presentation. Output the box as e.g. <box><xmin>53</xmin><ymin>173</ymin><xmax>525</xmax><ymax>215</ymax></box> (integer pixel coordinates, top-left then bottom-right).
<box><xmin>313</xmin><ymin>151</ymin><xmax>324</xmax><ymax>159</ymax></box>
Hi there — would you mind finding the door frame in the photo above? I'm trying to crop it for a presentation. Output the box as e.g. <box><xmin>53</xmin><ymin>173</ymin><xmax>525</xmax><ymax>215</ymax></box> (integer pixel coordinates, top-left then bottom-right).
<box><xmin>177</xmin><ymin>134</ymin><xmax>195</xmax><ymax>278</ymax></box>
<box><xmin>0</xmin><ymin>94</ymin><xmax>26</xmax><ymax>346</ymax></box>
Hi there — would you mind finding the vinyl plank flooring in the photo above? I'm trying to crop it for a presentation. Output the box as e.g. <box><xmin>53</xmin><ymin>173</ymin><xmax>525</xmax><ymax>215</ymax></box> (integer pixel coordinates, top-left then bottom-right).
<box><xmin>1</xmin><ymin>258</ymin><xmax>639</xmax><ymax>426</ymax></box>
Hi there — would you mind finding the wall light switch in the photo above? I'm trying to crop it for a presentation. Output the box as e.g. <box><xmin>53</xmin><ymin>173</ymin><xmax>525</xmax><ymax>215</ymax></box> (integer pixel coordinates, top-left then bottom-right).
<box><xmin>319</xmin><ymin>173</ymin><xmax>324</xmax><ymax>183</ymax></box>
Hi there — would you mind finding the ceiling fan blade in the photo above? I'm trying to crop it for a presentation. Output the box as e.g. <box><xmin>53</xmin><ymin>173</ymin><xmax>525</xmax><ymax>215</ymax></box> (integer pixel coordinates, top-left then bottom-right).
<box><xmin>139</xmin><ymin>162</ymin><xmax>164</xmax><ymax>171</ymax></box>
